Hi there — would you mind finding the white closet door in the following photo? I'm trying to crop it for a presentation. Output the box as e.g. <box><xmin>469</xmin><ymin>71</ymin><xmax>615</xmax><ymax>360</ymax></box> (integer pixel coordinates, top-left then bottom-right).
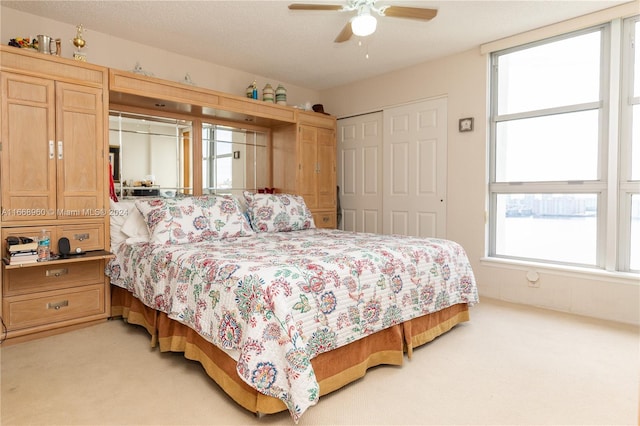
<box><xmin>383</xmin><ymin>97</ymin><xmax>448</xmax><ymax>238</ymax></box>
<box><xmin>337</xmin><ymin>112</ymin><xmax>383</xmax><ymax>233</ymax></box>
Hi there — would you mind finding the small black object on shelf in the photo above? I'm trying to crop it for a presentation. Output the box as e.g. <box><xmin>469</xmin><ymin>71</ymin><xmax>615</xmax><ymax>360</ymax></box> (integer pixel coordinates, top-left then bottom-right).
<box><xmin>57</xmin><ymin>237</ymin><xmax>86</xmax><ymax>259</ymax></box>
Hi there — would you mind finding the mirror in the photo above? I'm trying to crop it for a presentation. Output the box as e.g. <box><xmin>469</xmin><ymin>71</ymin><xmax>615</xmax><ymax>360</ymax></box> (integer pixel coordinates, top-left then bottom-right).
<box><xmin>202</xmin><ymin>122</ymin><xmax>269</xmax><ymax>198</ymax></box>
<box><xmin>109</xmin><ymin>112</ymin><xmax>193</xmax><ymax>198</ymax></box>
<box><xmin>109</xmin><ymin>112</ymin><xmax>271</xmax><ymax>200</ymax></box>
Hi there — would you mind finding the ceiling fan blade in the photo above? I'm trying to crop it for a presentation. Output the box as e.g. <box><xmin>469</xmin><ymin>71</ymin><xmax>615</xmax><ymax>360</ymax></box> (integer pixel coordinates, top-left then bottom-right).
<box><xmin>334</xmin><ymin>21</ymin><xmax>353</xmax><ymax>43</ymax></box>
<box><xmin>288</xmin><ymin>3</ymin><xmax>344</xmax><ymax>11</ymax></box>
<box><xmin>381</xmin><ymin>6</ymin><xmax>438</xmax><ymax>21</ymax></box>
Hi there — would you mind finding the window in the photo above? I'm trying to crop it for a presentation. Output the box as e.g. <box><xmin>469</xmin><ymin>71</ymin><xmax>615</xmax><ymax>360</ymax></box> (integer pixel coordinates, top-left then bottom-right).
<box><xmin>489</xmin><ymin>17</ymin><xmax>640</xmax><ymax>272</ymax></box>
<box><xmin>203</xmin><ymin>125</ymin><xmax>235</xmax><ymax>191</ymax></box>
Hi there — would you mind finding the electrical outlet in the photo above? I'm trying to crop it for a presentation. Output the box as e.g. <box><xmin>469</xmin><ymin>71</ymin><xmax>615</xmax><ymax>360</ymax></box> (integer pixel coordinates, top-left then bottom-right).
<box><xmin>526</xmin><ymin>270</ymin><xmax>540</xmax><ymax>288</ymax></box>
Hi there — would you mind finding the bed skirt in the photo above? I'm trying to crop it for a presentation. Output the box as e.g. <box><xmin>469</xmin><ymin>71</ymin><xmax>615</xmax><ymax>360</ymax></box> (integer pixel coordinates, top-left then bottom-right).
<box><xmin>111</xmin><ymin>285</ymin><xmax>470</xmax><ymax>414</ymax></box>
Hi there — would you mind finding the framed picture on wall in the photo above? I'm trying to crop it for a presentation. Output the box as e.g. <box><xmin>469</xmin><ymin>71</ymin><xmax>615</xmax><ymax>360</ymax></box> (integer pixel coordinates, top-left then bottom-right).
<box><xmin>458</xmin><ymin>117</ymin><xmax>474</xmax><ymax>132</ymax></box>
<box><xmin>109</xmin><ymin>146</ymin><xmax>120</xmax><ymax>182</ymax></box>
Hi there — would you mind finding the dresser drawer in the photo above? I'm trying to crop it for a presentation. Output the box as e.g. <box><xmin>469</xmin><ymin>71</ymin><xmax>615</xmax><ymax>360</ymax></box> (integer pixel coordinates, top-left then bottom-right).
<box><xmin>58</xmin><ymin>223</ymin><xmax>105</xmax><ymax>252</ymax></box>
<box><xmin>313</xmin><ymin>211</ymin><xmax>337</xmax><ymax>229</ymax></box>
<box><xmin>3</xmin><ymin>284</ymin><xmax>105</xmax><ymax>331</ymax></box>
<box><xmin>3</xmin><ymin>260</ymin><xmax>103</xmax><ymax>296</ymax></box>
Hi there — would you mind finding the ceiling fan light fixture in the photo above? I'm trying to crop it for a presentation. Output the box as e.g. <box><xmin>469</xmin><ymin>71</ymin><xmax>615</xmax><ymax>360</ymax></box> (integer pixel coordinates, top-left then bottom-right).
<box><xmin>351</xmin><ymin>12</ymin><xmax>377</xmax><ymax>37</ymax></box>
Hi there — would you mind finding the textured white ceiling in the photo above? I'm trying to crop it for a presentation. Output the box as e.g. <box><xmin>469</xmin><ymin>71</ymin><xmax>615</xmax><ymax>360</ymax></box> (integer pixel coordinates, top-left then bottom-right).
<box><xmin>1</xmin><ymin>0</ymin><xmax>632</xmax><ymax>90</ymax></box>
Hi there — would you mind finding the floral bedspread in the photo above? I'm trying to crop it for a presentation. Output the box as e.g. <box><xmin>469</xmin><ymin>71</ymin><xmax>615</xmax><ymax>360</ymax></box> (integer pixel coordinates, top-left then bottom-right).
<box><xmin>106</xmin><ymin>229</ymin><xmax>478</xmax><ymax>421</ymax></box>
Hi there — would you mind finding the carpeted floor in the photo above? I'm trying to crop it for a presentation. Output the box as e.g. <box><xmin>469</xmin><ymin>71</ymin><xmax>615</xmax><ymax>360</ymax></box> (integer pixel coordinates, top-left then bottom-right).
<box><xmin>1</xmin><ymin>297</ymin><xmax>638</xmax><ymax>425</ymax></box>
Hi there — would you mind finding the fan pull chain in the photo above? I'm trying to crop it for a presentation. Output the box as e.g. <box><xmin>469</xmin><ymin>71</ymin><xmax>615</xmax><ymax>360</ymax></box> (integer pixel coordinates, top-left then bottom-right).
<box><xmin>358</xmin><ymin>39</ymin><xmax>370</xmax><ymax>59</ymax></box>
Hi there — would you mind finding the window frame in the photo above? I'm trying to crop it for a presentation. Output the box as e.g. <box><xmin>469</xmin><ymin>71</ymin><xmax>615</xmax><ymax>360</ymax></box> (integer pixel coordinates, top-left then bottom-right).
<box><xmin>488</xmin><ymin>24</ymin><xmax>611</xmax><ymax>269</ymax></box>
<box><xmin>618</xmin><ymin>15</ymin><xmax>640</xmax><ymax>272</ymax></box>
<box><xmin>202</xmin><ymin>124</ymin><xmax>234</xmax><ymax>192</ymax></box>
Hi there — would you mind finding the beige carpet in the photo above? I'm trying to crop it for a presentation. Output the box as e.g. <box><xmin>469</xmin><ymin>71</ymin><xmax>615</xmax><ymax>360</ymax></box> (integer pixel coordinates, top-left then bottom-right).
<box><xmin>1</xmin><ymin>297</ymin><xmax>638</xmax><ymax>426</ymax></box>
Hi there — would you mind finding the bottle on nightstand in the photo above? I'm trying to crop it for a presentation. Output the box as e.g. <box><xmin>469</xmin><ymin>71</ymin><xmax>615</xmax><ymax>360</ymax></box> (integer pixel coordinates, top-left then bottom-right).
<box><xmin>37</xmin><ymin>229</ymin><xmax>50</xmax><ymax>261</ymax></box>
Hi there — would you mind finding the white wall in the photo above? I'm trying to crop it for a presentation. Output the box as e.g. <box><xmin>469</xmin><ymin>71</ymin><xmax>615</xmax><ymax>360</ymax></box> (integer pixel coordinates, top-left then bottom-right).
<box><xmin>320</xmin><ymin>9</ymin><xmax>639</xmax><ymax>325</ymax></box>
<box><xmin>0</xmin><ymin>6</ymin><xmax>320</xmax><ymax>108</ymax></box>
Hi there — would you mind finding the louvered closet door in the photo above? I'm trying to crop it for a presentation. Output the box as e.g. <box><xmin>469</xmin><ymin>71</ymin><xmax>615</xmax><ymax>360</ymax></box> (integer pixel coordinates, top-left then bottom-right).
<box><xmin>383</xmin><ymin>97</ymin><xmax>447</xmax><ymax>238</ymax></box>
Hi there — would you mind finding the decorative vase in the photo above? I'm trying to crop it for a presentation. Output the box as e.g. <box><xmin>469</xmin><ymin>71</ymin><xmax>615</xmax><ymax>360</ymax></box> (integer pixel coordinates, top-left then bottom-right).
<box><xmin>263</xmin><ymin>83</ymin><xmax>274</xmax><ymax>103</ymax></box>
<box><xmin>275</xmin><ymin>84</ymin><xmax>287</xmax><ymax>105</ymax></box>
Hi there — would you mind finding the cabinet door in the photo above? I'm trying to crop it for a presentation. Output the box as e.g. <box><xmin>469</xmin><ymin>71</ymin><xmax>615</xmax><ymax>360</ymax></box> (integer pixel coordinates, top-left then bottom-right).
<box><xmin>298</xmin><ymin>125</ymin><xmax>318</xmax><ymax>209</ymax></box>
<box><xmin>56</xmin><ymin>82</ymin><xmax>104</xmax><ymax>215</ymax></box>
<box><xmin>1</xmin><ymin>73</ymin><xmax>57</xmax><ymax>220</ymax></box>
<box><xmin>316</xmin><ymin>127</ymin><xmax>336</xmax><ymax>210</ymax></box>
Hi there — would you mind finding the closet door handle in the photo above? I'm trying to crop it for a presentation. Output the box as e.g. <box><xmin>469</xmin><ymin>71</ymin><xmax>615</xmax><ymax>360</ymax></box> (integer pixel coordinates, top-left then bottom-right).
<box><xmin>57</xmin><ymin>141</ymin><xmax>63</xmax><ymax>160</ymax></box>
<box><xmin>49</xmin><ymin>140</ymin><xmax>55</xmax><ymax>159</ymax></box>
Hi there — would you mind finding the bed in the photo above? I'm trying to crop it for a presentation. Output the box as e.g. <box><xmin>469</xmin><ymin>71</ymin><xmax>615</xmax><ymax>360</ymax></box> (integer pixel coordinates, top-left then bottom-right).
<box><xmin>106</xmin><ymin>193</ymin><xmax>479</xmax><ymax>422</ymax></box>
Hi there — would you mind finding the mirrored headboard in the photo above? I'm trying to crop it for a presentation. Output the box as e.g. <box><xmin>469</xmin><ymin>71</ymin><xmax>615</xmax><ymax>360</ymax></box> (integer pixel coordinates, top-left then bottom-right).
<box><xmin>109</xmin><ymin>112</ymin><xmax>192</xmax><ymax>198</ymax></box>
<box><xmin>109</xmin><ymin>111</ymin><xmax>271</xmax><ymax>199</ymax></box>
<box><xmin>202</xmin><ymin>122</ymin><xmax>269</xmax><ymax>198</ymax></box>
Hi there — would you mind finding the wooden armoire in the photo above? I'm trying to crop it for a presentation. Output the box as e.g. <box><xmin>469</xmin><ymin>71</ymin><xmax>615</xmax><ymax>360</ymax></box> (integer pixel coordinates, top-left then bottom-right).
<box><xmin>0</xmin><ymin>46</ymin><xmax>112</xmax><ymax>343</ymax></box>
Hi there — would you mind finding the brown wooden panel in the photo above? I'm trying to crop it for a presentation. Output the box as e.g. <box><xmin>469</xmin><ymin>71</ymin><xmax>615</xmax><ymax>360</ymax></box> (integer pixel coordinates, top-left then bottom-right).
<box><xmin>298</xmin><ymin>125</ymin><xmax>318</xmax><ymax>209</ymax></box>
<box><xmin>1</xmin><ymin>73</ymin><xmax>57</xmax><ymax>221</ymax></box>
<box><xmin>110</xmin><ymin>69</ymin><xmax>219</xmax><ymax>107</ymax></box>
<box><xmin>3</xmin><ymin>283</ymin><xmax>104</xmax><ymax>330</ymax></box>
<box><xmin>313</xmin><ymin>211</ymin><xmax>337</xmax><ymax>229</ymax></box>
<box><xmin>58</xmin><ymin>223</ymin><xmax>105</xmax><ymax>252</ymax></box>
<box><xmin>316</xmin><ymin>127</ymin><xmax>336</xmax><ymax>210</ymax></box>
<box><xmin>0</xmin><ymin>46</ymin><xmax>106</xmax><ymax>86</ymax></box>
<box><xmin>4</xmin><ymin>260</ymin><xmax>103</xmax><ymax>296</ymax></box>
<box><xmin>56</xmin><ymin>82</ymin><xmax>105</xmax><ymax>215</ymax></box>
<box><xmin>298</xmin><ymin>111</ymin><xmax>336</xmax><ymax>129</ymax></box>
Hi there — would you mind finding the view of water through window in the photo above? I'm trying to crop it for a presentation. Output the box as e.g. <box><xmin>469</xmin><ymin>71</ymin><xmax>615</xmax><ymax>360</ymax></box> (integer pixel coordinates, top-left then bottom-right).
<box><xmin>496</xmin><ymin>194</ymin><xmax>640</xmax><ymax>268</ymax></box>
<box><xmin>498</xmin><ymin>216</ymin><xmax>598</xmax><ymax>264</ymax></box>
<box><xmin>496</xmin><ymin>194</ymin><xmax>597</xmax><ymax>264</ymax></box>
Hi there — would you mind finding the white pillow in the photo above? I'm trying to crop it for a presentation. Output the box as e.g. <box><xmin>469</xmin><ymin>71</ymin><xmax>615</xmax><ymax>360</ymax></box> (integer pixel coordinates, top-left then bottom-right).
<box><xmin>109</xmin><ymin>199</ymin><xmax>138</xmax><ymax>250</ymax></box>
<box><xmin>120</xmin><ymin>202</ymin><xmax>151</xmax><ymax>242</ymax></box>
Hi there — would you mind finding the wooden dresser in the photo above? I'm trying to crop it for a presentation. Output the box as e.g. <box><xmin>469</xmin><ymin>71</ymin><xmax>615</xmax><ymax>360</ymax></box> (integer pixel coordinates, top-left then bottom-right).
<box><xmin>0</xmin><ymin>46</ymin><xmax>111</xmax><ymax>343</ymax></box>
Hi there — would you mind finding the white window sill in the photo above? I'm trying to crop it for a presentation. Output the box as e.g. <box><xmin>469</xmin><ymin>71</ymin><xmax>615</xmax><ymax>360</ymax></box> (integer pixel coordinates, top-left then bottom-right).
<box><xmin>480</xmin><ymin>257</ymin><xmax>640</xmax><ymax>286</ymax></box>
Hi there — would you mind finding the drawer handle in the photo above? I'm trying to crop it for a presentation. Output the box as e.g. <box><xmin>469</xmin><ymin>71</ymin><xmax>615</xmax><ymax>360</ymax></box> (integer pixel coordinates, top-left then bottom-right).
<box><xmin>74</xmin><ymin>233</ymin><xmax>90</xmax><ymax>241</ymax></box>
<box><xmin>322</xmin><ymin>216</ymin><xmax>330</xmax><ymax>223</ymax></box>
<box><xmin>47</xmin><ymin>300</ymin><xmax>69</xmax><ymax>310</ymax></box>
<box><xmin>46</xmin><ymin>268</ymin><xmax>68</xmax><ymax>277</ymax></box>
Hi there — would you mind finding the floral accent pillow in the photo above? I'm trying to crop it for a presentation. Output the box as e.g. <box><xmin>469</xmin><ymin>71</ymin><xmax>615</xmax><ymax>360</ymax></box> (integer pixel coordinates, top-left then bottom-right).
<box><xmin>244</xmin><ymin>192</ymin><xmax>315</xmax><ymax>232</ymax></box>
<box><xmin>135</xmin><ymin>198</ymin><xmax>213</xmax><ymax>245</ymax></box>
<box><xmin>197</xmin><ymin>195</ymin><xmax>254</xmax><ymax>239</ymax></box>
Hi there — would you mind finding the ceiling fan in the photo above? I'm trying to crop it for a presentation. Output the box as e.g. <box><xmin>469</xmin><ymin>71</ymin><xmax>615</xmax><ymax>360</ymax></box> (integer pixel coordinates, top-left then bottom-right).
<box><xmin>288</xmin><ymin>0</ymin><xmax>438</xmax><ymax>43</ymax></box>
